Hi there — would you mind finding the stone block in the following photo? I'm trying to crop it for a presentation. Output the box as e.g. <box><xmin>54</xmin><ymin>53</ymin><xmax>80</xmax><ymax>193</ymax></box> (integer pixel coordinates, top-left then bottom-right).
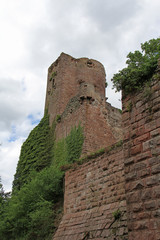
<box><xmin>134</xmin><ymin>133</ymin><xmax>150</xmax><ymax>145</ymax></box>
<box><xmin>126</xmin><ymin>191</ymin><xmax>141</xmax><ymax>204</ymax></box>
<box><xmin>143</xmin><ymin>139</ymin><xmax>157</xmax><ymax>152</ymax></box>
<box><xmin>146</xmin><ymin>174</ymin><xmax>160</xmax><ymax>187</ymax></box>
<box><xmin>151</xmin><ymin>164</ymin><xmax>160</xmax><ymax>175</ymax></box>
<box><xmin>130</xmin><ymin>144</ymin><xmax>142</xmax><ymax>156</ymax></box>
<box><xmin>144</xmin><ymin>201</ymin><xmax>156</xmax><ymax>210</ymax></box>
<box><xmin>145</xmin><ymin>120</ymin><xmax>157</xmax><ymax>133</ymax></box>
<box><xmin>152</xmin><ymin>186</ymin><xmax>160</xmax><ymax>198</ymax></box>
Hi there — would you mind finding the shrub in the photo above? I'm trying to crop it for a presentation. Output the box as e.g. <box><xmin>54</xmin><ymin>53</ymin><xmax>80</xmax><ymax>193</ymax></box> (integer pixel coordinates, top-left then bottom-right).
<box><xmin>112</xmin><ymin>38</ymin><xmax>160</xmax><ymax>95</ymax></box>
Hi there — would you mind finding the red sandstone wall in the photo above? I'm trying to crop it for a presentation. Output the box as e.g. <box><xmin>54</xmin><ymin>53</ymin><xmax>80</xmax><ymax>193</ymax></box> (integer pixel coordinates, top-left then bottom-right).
<box><xmin>53</xmin><ymin>147</ymin><xmax>128</xmax><ymax>240</ymax></box>
<box><xmin>55</xmin><ymin>97</ymin><xmax>117</xmax><ymax>155</ymax></box>
<box><xmin>123</xmin><ymin>79</ymin><xmax>160</xmax><ymax>240</ymax></box>
<box><xmin>45</xmin><ymin>53</ymin><xmax>106</xmax><ymax>124</ymax></box>
<box><xmin>50</xmin><ymin>56</ymin><xmax>160</xmax><ymax>240</ymax></box>
<box><xmin>105</xmin><ymin>102</ymin><xmax>123</xmax><ymax>140</ymax></box>
<box><xmin>46</xmin><ymin>53</ymin><xmax>122</xmax><ymax>154</ymax></box>
<box><xmin>83</xmin><ymin>100</ymin><xmax>117</xmax><ymax>154</ymax></box>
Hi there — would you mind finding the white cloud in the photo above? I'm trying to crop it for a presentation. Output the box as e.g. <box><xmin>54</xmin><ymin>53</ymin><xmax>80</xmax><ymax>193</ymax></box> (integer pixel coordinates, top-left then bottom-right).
<box><xmin>0</xmin><ymin>139</ymin><xmax>22</xmax><ymax>192</ymax></box>
<box><xmin>0</xmin><ymin>0</ymin><xmax>160</xmax><ymax>191</ymax></box>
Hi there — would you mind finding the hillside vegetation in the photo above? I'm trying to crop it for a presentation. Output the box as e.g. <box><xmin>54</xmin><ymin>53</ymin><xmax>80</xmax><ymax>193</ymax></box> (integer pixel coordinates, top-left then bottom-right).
<box><xmin>0</xmin><ymin>112</ymin><xmax>84</xmax><ymax>240</ymax></box>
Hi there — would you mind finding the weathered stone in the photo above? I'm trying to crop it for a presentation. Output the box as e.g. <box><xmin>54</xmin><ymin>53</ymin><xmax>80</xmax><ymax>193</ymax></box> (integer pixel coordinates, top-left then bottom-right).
<box><xmin>45</xmin><ymin>53</ymin><xmax>122</xmax><ymax>155</ymax></box>
<box><xmin>130</xmin><ymin>144</ymin><xmax>142</xmax><ymax>155</ymax></box>
<box><xmin>144</xmin><ymin>201</ymin><xmax>156</xmax><ymax>210</ymax></box>
<box><xmin>54</xmin><ymin>147</ymin><xmax>128</xmax><ymax>239</ymax></box>
<box><xmin>44</xmin><ymin>56</ymin><xmax>160</xmax><ymax>240</ymax></box>
<box><xmin>123</xmin><ymin>77</ymin><xmax>160</xmax><ymax>240</ymax></box>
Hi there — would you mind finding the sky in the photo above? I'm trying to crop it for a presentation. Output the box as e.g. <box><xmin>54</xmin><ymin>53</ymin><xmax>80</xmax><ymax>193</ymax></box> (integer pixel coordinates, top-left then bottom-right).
<box><xmin>0</xmin><ymin>0</ymin><xmax>159</xmax><ymax>192</ymax></box>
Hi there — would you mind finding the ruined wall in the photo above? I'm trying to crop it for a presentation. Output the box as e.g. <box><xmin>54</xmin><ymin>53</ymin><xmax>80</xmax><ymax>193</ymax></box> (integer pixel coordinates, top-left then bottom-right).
<box><xmin>56</xmin><ymin>97</ymin><xmax>121</xmax><ymax>155</ymax></box>
<box><xmin>105</xmin><ymin>102</ymin><xmax>123</xmax><ymax>140</ymax></box>
<box><xmin>123</xmin><ymin>78</ymin><xmax>160</xmax><ymax>240</ymax></box>
<box><xmin>53</xmin><ymin>146</ymin><xmax>128</xmax><ymax>240</ymax></box>
<box><xmin>45</xmin><ymin>53</ymin><xmax>106</xmax><ymax>123</ymax></box>
<box><xmin>50</xmin><ymin>54</ymin><xmax>160</xmax><ymax>239</ymax></box>
<box><xmin>45</xmin><ymin>53</ymin><xmax>122</xmax><ymax>154</ymax></box>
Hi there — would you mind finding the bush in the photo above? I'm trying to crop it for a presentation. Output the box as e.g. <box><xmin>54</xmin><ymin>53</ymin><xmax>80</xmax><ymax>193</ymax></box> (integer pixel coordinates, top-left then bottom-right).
<box><xmin>112</xmin><ymin>38</ymin><xmax>160</xmax><ymax>95</ymax></box>
<box><xmin>0</xmin><ymin>165</ymin><xmax>64</xmax><ymax>240</ymax></box>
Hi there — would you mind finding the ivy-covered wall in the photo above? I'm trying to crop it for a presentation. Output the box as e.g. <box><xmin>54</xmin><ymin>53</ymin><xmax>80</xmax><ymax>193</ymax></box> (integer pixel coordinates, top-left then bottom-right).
<box><xmin>53</xmin><ymin>124</ymin><xmax>84</xmax><ymax>167</ymax></box>
<box><xmin>0</xmin><ymin>113</ymin><xmax>84</xmax><ymax>240</ymax></box>
<box><xmin>13</xmin><ymin>113</ymin><xmax>56</xmax><ymax>192</ymax></box>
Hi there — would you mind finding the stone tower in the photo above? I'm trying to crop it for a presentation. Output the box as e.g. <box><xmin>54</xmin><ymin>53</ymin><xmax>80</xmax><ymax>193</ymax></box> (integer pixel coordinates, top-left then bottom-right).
<box><xmin>45</xmin><ymin>53</ymin><xmax>122</xmax><ymax>154</ymax></box>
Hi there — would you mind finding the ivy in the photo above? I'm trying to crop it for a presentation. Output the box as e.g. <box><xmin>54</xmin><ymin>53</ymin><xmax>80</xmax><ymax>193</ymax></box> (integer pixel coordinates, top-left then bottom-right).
<box><xmin>0</xmin><ymin>119</ymin><xmax>84</xmax><ymax>239</ymax></box>
<box><xmin>53</xmin><ymin>123</ymin><xmax>84</xmax><ymax>165</ymax></box>
<box><xmin>53</xmin><ymin>138</ymin><xmax>68</xmax><ymax>167</ymax></box>
<box><xmin>13</xmin><ymin>113</ymin><xmax>56</xmax><ymax>192</ymax></box>
<box><xmin>66</xmin><ymin>124</ymin><xmax>84</xmax><ymax>163</ymax></box>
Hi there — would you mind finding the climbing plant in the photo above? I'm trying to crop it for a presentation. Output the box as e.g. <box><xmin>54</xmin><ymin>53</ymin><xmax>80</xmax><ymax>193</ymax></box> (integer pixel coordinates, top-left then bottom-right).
<box><xmin>0</xmin><ymin>116</ymin><xmax>84</xmax><ymax>240</ymax></box>
<box><xmin>12</xmin><ymin>112</ymin><xmax>56</xmax><ymax>192</ymax></box>
<box><xmin>66</xmin><ymin>124</ymin><xmax>84</xmax><ymax>162</ymax></box>
<box><xmin>53</xmin><ymin>123</ymin><xmax>84</xmax><ymax>165</ymax></box>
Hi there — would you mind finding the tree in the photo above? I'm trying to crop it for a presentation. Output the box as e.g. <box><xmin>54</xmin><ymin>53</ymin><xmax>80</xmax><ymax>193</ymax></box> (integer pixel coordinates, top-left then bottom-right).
<box><xmin>0</xmin><ymin>178</ymin><xmax>4</xmax><ymax>205</ymax></box>
<box><xmin>0</xmin><ymin>177</ymin><xmax>10</xmax><ymax>206</ymax></box>
<box><xmin>111</xmin><ymin>38</ymin><xmax>160</xmax><ymax>94</ymax></box>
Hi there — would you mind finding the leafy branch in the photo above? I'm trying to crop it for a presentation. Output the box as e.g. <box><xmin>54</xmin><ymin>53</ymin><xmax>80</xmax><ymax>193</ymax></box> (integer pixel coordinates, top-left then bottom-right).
<box><xmin>112</xmin><ymin>38</ymin><xmax>160</xmax><ymax>95</ymax></box>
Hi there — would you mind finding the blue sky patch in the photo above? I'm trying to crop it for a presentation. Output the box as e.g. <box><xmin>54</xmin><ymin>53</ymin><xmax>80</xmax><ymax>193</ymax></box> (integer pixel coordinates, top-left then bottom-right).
<box><xmin>8</xmin><ymin>125</ymin><xmax>17</xmax><ymax>142</ymax></box>
<box><xmin>27</xmin><ymin>114</ymin><xmax>40</xmax><ymax>125</ymax></box>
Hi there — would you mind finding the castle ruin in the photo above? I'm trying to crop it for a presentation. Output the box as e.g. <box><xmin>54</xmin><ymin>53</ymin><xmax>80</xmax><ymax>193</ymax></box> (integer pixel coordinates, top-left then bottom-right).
<box><xmin>45</xmin><ymin>53</ymin><xmax>122</xmax><ymax>155</ymax></box>
<box><xmin>45</xmin><ymin>53</ymin><xmax>160</xmax><ymax>240</ymax></box>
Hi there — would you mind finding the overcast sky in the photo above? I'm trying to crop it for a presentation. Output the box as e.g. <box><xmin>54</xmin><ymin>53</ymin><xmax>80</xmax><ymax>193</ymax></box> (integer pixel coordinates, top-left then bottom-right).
<box><xmin>0</xmin><ymin>0</ymin><xmax>159</xmax><ymax>191</ymax></box>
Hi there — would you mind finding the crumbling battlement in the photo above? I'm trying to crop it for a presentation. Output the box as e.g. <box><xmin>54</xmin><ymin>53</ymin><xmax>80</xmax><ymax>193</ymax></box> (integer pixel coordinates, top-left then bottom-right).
<box><xmin>45</xmin><ymin>53</ymin><xmax>122</xmax><ymax>154</ymax></box>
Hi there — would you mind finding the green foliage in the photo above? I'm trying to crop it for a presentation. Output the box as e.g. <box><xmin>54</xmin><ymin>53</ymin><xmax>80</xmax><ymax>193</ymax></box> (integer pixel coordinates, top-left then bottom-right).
<box><xmin>13</xmin><ymin>113</ymin><xmax>55</xmax><ymax>192</ymax></box>
<box><xmin>126</xmin><ymin>101</ymin><xmax>133</xmax><ymax>112</ymax></box>
<box><xmin>153</xmin><ymin>72</ymin><xmax>160</xmax><ymax>80</ymax></box>
<box><xmin>106</xmin><ymin>140</ymin><xmax>123</xmax><ymax>153</ymax></box>
<box><xmin>59</xmin><ymin>148</ymin><xmax>106</xmax><ymax>171</ymax></box>
<box><xmin>118</xmin><ymin>109</ymin><xmax>122</xmax><ymax>114</ymax></box>
<box><xmin>53</xmin><ymin>124</ymin><xmax>84</xmax><ymax>166</ymax></box>
<box><xmin>65</xmin><ymin>124</ymin><xmax>84</xmax><ymax>163</ymax></box>
<box><xmin>0</xmin><ymin>178</ymin><xmax>4</xmax><ymax>206</ymax></box>
<box><xmin>49</xmin><ymin>71</ymin><xmax>57</xmax><ymax>81</ymax></box>
<box><xmin>143</xmin><ymin>81</ymin><xmax>152</xmax><ymax>100</ymax></box>
<box><xmin>0</xmin><ymin>178</ymin><xmax>11</xmax><ymax>217</ymax></box>
<box><xmin>53</xmin><ymin>138</ymin><xmax>68</xmax><ymax>167</ymax></box>
<box><xmin>0</xmin><ymin>120</ymin><xmax>84</xmax><ymax>239</ymax></box>
<box><xmin>112</xmin><ymin>38</ymin><xmax>160</xmax><ymax>94</ymax></box>
<box><xmin>0</xmin><ymin>166</ymin><xmax>63</xmax><ymax>240</ymax></box>
<box><xmin>80</xmin><ymin>148</ymin><xmax>105</xmax><ymax>161</ymax></box>
<box><xmin>66</xmin><ymin>140</ymin><xmax>123</xmax><ymax>169</ymax></box>
<box><xmin>112</xmin><ymin>209</ymin><xmax>122</xmax><ymax>220</ymax></box>
<box><xmin>56</xmin><ymin>114</ymin><xmax>61</xmax><ymax>123</ymax></box>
